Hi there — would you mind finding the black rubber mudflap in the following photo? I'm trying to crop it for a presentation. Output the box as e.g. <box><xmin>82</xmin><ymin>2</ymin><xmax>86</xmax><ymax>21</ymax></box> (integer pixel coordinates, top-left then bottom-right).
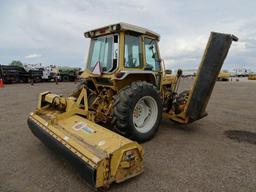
<box><xmin>27</xmin><ymin>117</ymin><xmax>97</xmax><ymax>187</ymax></box>
<box><xmin>186</xmin><ymin>32</ymin><xmax>238</xmax><ymax>122</ymax></box>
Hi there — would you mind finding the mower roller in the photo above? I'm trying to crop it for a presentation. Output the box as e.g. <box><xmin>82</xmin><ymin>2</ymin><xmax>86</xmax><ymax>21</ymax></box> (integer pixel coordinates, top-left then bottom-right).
<box><xmin>28</xmin><ymin>23</ymin><xmax>237</xmax><ymax>189</ymax></box>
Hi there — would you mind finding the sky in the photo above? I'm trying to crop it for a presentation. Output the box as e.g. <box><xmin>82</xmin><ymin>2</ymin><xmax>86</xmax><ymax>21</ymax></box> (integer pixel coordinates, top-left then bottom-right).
<box><xmin>0</xmin><ymin>0</ymin><xmax>256</xmax><ymax>71</ymax></box>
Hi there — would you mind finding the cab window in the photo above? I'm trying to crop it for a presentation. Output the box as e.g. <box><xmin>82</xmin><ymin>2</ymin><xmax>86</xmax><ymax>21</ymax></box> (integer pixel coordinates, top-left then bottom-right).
<box><xmin>144</xmin><ymin>38</ymin><xmax>160</xmax><ymax>71</ymax></box>
<box><xmin>124</xmin><ymin>34</ymin><xmax>142</xmax><ymax>68</ymax></box>
<box><xmin>87</xmin><ymin>34</ymin><xmax>119</xmax><ymax>73</ymax></box>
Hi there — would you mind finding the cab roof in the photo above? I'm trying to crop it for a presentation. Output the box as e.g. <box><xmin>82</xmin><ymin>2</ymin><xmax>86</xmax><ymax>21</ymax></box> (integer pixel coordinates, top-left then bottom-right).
<box><xmin>84</xmin><ymin>22</ymin><xmax>160</xmax><ymax>41</ymax></box>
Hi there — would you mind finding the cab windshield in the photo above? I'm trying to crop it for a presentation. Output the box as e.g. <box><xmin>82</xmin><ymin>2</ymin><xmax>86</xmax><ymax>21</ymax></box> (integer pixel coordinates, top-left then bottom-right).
<box><xmin>87</xmin><ymin>35</ymin><xmax>118</xmax><ymax>72</ymax></box>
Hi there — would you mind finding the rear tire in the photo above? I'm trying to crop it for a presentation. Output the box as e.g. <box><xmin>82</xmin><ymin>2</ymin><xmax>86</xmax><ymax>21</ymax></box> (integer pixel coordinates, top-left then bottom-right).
<box><xmin>112</xmin><ymin>81</ymin><xmax>162</xmax><ymax>142</ymax></box>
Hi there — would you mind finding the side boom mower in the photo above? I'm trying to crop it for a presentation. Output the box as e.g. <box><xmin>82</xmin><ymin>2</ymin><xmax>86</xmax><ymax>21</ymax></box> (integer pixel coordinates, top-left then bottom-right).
<box><xmin>28</xmin><ymin>23</ymin><xmax>237</xmax><ymax>189</ymax></box>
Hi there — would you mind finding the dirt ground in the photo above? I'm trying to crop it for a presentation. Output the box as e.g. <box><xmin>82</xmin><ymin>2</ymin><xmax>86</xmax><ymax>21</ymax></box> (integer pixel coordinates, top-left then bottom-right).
<box><xmin>0</xmin><ymin>79</ymin><xmax>256</xmax><ymax>192</ymax></box>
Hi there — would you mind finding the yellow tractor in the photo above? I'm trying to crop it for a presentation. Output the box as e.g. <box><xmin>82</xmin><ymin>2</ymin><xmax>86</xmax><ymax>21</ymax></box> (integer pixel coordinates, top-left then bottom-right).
<box><xmin>27</xmin><ymin>23</ymin><xmax>238</xmax><ymax>189</ymax></box>
<box><xmin>218</xmin><ymin>70</ymin><xmax>231</xmax><ymax>81</ymax></box>
<box><xmin>248</xmin><ymin>73</ymin><xmax>256</xmax><ymax>80</ymax></box>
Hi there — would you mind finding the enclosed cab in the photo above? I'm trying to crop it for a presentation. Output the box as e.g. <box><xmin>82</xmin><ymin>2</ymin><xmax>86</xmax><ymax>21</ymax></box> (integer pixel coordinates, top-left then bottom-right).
<box><xmin>81</xmin><ymin>23</ymin><xmax>176</xmax><ymax>91</ymax></box>
<box><xmin>77</xmin><ymin>23</ymin><xmax>180</xmax><ymax>142</ymax></box>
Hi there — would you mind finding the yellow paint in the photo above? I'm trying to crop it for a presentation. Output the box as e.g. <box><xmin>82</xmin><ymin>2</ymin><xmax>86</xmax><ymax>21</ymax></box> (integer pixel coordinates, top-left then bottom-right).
<box><xmin>29</xmin><ymin>23</ymin><xmax>231</xmax><ymax>189</ymax></box>
<box><xmin>218</xmin><ymin>71</ymin><xmax>231</xmax><ymax>81</ymax></box>
<box><xmin>248</xmin><ymin>73</ymin><xmax>256</xmax><ymax>80</ymax></box>
<box><xmin>29</xmin><ymin>112</ymin><xmax>143</xmax><ymax>188</ymax></box>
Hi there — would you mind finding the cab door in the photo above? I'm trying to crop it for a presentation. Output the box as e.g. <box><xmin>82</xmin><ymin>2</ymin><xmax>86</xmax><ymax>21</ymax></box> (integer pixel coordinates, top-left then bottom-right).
<box><xmin>143</xmin><ymin>37</ymin><xmax>161</xmax><ymax>88</ymax></box>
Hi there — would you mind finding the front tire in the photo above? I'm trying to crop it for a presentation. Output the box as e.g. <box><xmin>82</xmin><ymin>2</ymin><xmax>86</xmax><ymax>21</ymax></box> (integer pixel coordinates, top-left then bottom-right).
<box><xmin>112</xmin><ymin>81</ymin><xmax>162</xmax><ymax>142</ymax></box>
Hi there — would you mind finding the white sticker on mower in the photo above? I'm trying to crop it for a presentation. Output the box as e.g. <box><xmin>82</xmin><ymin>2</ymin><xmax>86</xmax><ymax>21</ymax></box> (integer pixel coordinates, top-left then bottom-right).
<box><xmin>63</xmin><ymin>136</ymin><xmax>69</xmax><ymax>141</ymax></box>
<box><xmin>98</xmin><ymin>140</ymin><xmax>105</xmax><ymax>146</ymax></box>
<box><xmin>72</xmin><ymin>122</ymin><xmax>95</xmax><ymax>134</ymax></box>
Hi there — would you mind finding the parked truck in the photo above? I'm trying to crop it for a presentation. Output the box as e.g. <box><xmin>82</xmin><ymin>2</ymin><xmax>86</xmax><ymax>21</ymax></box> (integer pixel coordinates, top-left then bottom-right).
<box><xmin>57</xmin><ymin>66</ymin><xmax>80</xmax><ymax>82</ymax></box>
<box><xmin>23</xmin><ymin>64</ymin><xmax>58</xmax><ymax>82</ymax></box>
<box><xmin>0</xmin><ymin>63</ymin><xmax>81</xmax><ymax>84</ymax></box>
<box><xmin>0</xmin><ymin>64</ymin><xmax>30</xmax><ymax>83</ymax></box>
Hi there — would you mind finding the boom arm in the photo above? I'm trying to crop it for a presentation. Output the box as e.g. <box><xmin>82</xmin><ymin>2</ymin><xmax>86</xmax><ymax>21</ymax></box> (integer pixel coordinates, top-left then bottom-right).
<box><xmin>166</xmin><ymin>32</ymin><xmax>238</xmax><ymax>123</ymax></box>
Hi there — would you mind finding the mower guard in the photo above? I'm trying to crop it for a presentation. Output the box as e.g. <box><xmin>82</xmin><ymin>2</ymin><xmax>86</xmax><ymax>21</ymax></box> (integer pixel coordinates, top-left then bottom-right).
<box><xmin>28</xmin><ymin>110</ymin><xmax>143</xmax><ymax>189</ymax></box>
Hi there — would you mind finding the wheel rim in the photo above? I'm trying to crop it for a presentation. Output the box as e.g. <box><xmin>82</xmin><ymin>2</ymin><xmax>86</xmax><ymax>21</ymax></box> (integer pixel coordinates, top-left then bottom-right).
<box><xmin>133</xmin><ymin>96</ymin><xmax>158</xmax><ymax>133</ymax></box>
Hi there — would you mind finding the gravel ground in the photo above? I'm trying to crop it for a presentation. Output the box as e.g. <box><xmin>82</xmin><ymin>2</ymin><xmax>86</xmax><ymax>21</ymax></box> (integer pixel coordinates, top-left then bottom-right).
<box><xmin>0</xmin><ymin>79</ymin><xmax>256</xmax><ymax>192</ymax></box>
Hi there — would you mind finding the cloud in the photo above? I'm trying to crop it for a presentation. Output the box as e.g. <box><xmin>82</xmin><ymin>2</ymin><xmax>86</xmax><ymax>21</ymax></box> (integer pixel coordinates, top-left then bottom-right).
<box><xmin>25</xmin><ymin>54</ymin><xmax>42</xmax><ymax>59</ymax></box>
<box><xmin>0</xmin><ymin>0</ymin><xmax>256</xmax><ymax>70</ymax></box>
